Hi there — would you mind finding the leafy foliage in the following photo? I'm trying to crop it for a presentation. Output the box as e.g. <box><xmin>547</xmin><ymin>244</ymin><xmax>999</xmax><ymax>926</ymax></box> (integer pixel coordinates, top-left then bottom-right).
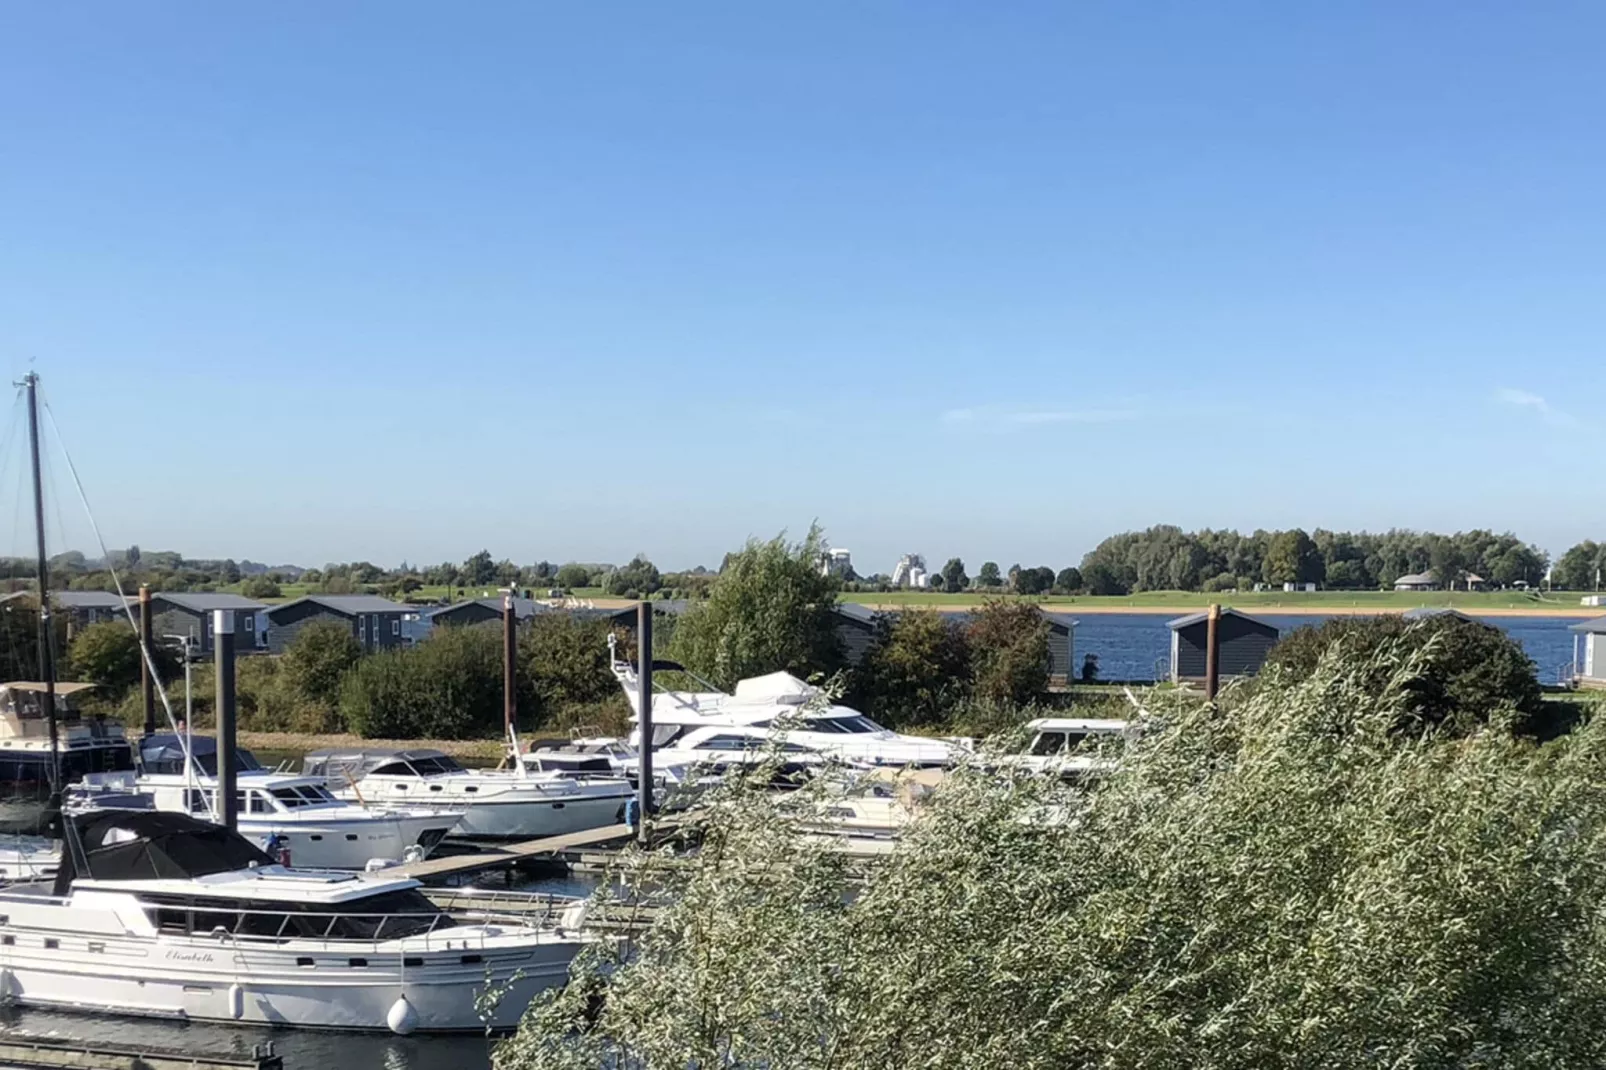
<box><xmin>670</xmin><ymin>527</ymin><xmax>842</xmax><ymax>690</ymax></box>
<box><xmin>965</xmin><ymin>600</ymin><xmax>1050</xmax><ymax>704</ymax></box>
<box><xmin>501</xmin><ymin>640</ymin><xmax>1606</xmax><ymax>1069</ymax></box>
<box><xmin>280</xmin><ymin>620</ymin><xmax>362</xmax><ymax>709</ymax></box>
<box><xmin>846</xmin><ymin>610</ymin><xmax>971</xmax><ymax>728</ymax></box>
<box><xmin>975</xmin><ymin>561</ymin><xmax>1002</xmax><ymax>588</ymax></box>
<box><xmin>238</xmin><ymin>575</ymin><xmax>281</xmax><ymax>599</ymax></box>
<box><xmin>1262</xmin><ymin>612</ymin><xmax>1546</xmax><ymax>735</ymax></box>
<box><xmin>940</xmin><ymin>557</ymin><xmax>968</xmax><ymax>592</ymax></box>
<box><xmin>604</xmin><ymin>555</ymin><xmax>662</xmax><ymax>598</ymax></box>
<box><xmin>67</xmin><ymin>620</ymin><xmax>178</xmax><ymax>699</ymax></box>
<box><xmin>518</xmin><ymin>614</ymin><xmax>623</xmax><ymax>715</ymax></box>
<box><xmin>340</xmin><ymin>626</ymin><xmax>505</xmax><ymax>739</ymax></box>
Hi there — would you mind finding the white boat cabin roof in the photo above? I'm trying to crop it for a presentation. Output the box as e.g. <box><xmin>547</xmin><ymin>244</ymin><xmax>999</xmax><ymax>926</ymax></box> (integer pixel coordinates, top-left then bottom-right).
<box><xmin>1026</xmin><ymin>718</ymin><xmax>1132</xmax><ymax>733</ymax></box>
<box><xmin>78</xmin><ymin>866</ymin><xmax>423</xmax><ymax>904</ymax></box>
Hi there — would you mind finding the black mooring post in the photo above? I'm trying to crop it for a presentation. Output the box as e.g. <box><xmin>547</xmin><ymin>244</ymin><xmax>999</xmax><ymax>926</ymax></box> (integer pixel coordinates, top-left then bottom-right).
<box><xmin>140</xmin><ymin>584</ymin><xmax>156</xmax><ymax>737</ymax></box>
<box><xmin>636</xmin><ymin>602</ymin><xmax>653</xmax><ymax>841</ymax></box>
<box><xmin>1204</xmin><ymin>603</ymin><xmax>1221</xmax><ymax>701</ymax></box>
<box><xmin>215</xmin><ymin>610</ymin><xmax>237</xmax><ymax>831</ymax></box>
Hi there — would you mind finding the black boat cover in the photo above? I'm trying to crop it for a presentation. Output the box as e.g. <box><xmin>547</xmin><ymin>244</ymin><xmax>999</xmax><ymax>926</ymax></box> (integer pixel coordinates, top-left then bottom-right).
<box><xmin>53</xmin><ymin>810</ymin><xmax>273</xmax><ymax>896</ymax></box>
<box><xmin>138</xmin><ymin>734</ymin><xmax>263</xmax><ymax>776</ymax></box>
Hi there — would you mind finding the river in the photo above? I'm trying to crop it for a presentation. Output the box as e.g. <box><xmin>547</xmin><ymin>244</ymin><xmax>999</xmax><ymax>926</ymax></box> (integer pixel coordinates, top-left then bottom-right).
<box><xmin>1073</xmin><ymin>612</ymin><xmax>1582</xmax><ymax>684</ymax></box>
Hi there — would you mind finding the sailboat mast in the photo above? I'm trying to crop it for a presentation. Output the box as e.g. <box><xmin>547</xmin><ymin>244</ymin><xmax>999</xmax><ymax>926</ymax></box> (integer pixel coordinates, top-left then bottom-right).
<box><xmin>22</xmin><ymin>373</ymin><xmax>62</xmax><ymax>797</ymax></box>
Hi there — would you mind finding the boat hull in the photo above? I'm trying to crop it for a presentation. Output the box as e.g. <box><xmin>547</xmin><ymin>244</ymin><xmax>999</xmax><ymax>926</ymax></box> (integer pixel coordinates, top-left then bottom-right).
<box><xmin>238</xmin><ymin>812</ymin><xmax>456</xmax><ymax>869</ymax></box>
<box><xmin>450</xmin><ymin>791</ymin><xmax>630</xmax><ymax>839</ymax></box>
<box><xmin>0</xmin><ymin>931</ymin><xmax>580</xmax><ymax>1032</ymax></box>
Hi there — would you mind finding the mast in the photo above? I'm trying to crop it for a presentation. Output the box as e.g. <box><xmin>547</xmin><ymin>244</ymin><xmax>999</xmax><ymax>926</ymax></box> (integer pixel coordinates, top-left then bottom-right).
<box><xmin>21</xmin><ymin>373</ymin><xmax>62</xmax><ymax>806</ymax></box>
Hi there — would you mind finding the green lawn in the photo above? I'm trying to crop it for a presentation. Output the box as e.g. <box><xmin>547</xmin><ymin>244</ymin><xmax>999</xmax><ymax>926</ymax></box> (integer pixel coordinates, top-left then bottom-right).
<box><xmin>837</xmin><ymin>589</ymin><xmax>1595</xmax><ymax>614</ymax></box>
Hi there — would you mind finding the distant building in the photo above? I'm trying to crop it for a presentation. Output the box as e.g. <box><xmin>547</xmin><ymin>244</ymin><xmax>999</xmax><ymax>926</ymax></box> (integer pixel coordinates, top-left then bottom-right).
<box><xmin>1167</xmin><ymin>609</ymin><xmax>1279</xmax><ymax>684</ymax></box>
<box><xmin>1571</xmin><ymin>616</ymin><xmax>1606</xmax><ymax>688</ymax></box>
<box><xmin>266</xmin><ymin>595</ymin><xmax>409</xmax><ymax>654</ymax></box>
<box><xmin>820</xmin><ymin>548</ymin><xmax>853</xmax><ymax>578</ymax></box>
<box><xmin>55</xmin><ymin>591</ymin><xmax>131</xmax><ymax>636</ymax></box>
<box><xmin>426</xmin><ymin>597</ymin><xmax>545</xmax><ymax>629</ymax></box>
<box><xmin>147</xmin><ymin>593</ymin><xmax>268</xmax><ymax>655</ymax></box>
<box><xmin>1402</xmin><ymin>607</ymin><xmax>1478</xmax><ymax>622</ymax></box>
<box><xmin>1393</xmin><ymin>571</ymin><xmax>1438</xmax><ymax>592</ymax></box>
<box><xmin>890</xmin><ymin>554</ymin><xmax>926</xmax><ymax>588</ymax></box>
<box><xmin>833</xmin><ymin>603</ymin><xmax>882</xmax><ymax>666</ymax></box>
<box><xmin>1281</xmin><ymin>582</ymin><xmax>1316</xmax><ymax>593</ymax></box>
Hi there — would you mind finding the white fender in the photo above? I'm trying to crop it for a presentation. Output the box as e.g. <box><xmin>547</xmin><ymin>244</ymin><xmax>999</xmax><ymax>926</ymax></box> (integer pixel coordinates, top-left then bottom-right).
<box><xmin>228</xmin><ymin>983</ymin><xmax>244</xmax><ymax>1020</ymax></box>
<box><xmin>387</xmin><ymin>994</ymin><xmax>419</xmax><ymax>1036</ymax></box>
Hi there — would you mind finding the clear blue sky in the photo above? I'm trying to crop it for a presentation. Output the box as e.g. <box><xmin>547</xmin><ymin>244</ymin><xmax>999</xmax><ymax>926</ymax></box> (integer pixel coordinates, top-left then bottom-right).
<box><xmin>2</xmin><ymin>3</ymin><xmax>1603</xmax><ymax>573</ymax></box>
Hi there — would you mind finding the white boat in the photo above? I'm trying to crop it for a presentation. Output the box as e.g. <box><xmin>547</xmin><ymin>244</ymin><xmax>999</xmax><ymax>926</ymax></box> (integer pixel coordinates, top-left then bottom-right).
<box><xmin>609</xmin><ymin>639</ymin><xmax>958</xmax><ymax>771</ymax></box>
<box><xmin>992</xmin><ymin>717</ymin><xmax>1134</xmax><ymax>779</ymax></box>
<box><xmin>0</xmin><ymin>810</ymin><xmax>588</xmax><ymax>1033</ymax></box>
<box><xmin>0</xmin><ymin>683</ymin><xmax>134</xmax><ymax>830</ymax></box>
<box><xmin>70</xmin><ymin>769</ymin><xmax>461</xmax><ymax>871</ymax></box>
<box><xmin>303</xmin><ymin>747</ymin><xmax>634</xmax><ymax>839</ymax></box>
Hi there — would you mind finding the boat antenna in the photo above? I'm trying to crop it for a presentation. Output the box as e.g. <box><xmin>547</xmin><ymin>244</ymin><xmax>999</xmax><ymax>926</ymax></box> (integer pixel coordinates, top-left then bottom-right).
<box><xmin>18</xmin><ymin>373</ymin><xmax>63</xmax><ymax>821</ymax></box>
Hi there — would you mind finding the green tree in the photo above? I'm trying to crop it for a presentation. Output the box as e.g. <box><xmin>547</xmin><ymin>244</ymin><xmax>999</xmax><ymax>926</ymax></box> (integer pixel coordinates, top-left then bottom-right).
<box><xmin>1052</xmin><ymin>566</ymin><xmax>1083</xmax><ymax>594</ymax></box>
<box><xmin>1261</xmin><ymin>528</ymin><xmax>1322</xmax><ymax>586</ymax></box>
<box><xmin>340</xmin><ymin>625</ymin><xmax>504</xmax><ymax>739</ymax></box>
<box><xmin>940</xmin><ymin>557</ymin><xmax>968</xmax><ymax>592</ymax></box>
<box><xmin>554</xmin><ymin>563</ymin><xmax>591</xmax><ymax>590</ymax></box>
<box><xmin>670</xmin><ymin>527</ymin><xmax>842</xmax><ymax>690</ymax></box>
<box><xmin>976</xmin><ymin>562</ymin><xmax>1002</xmax><ymax>588</ymax></box>
<box><xmin>518</xmin><ymin>614</ymin><xmax>621</xmax><ymax>717</ymax></box>
<box><xmin>220</xmin><ymin>559</ymin><xmax>242</xmax><ymax>584</ymax></box>
<box><xmin>1263</xmin><ymin>613</ymin><xmax>1546</xmax><ymax>736</ymax></box>
<box><xmin>238</xmin><ymin>575</ymin><xmax>281</xmax><ymax>599</ymax></box>
<box><xmin>463</xmin><ymin>550</ymin><xmax>497</xmax><ymax>587</ymax></box>
<box><xmin>605</xmin><ymin>555</ymin><xmax>662</xmax><ymax>598</ymax></box>
<box><xmin>280</xmin><ymin>619</ymin><xmax>362</xmax><ymax>709</ymax></box>
<box><xmin>68</xmin><ymin>621</ymin><xmax>177</xmax><ymax>699</ymax></box>
<box><xmin>125</xmin><ymin>545</ymin><xmax>140</xmax><ymax>569</ymax></box>
<box><xmin>501</xmin><ymin>640</ymin><xmax>1606</xmax><ymax>1070</ymax></box>
<box><xmin>1082</xmin><ymin>559</ymin><xmax>1128</xmax><ymax>595</ymax></box>
<box><xmin>966</xmin><ymin>601</ymin><xmax>1050</xmax><ymax>705</ymax></box>
<box><xmin>1553</xmin><ymin>541</ymin><xmax>1604</xmax><ymax>590</ymax></box>
<box><xmin>848</xmin><ymin>609</ymin><xmax>972</xmax><ymax>728</ymax></box>
<box><xmin>1429</xmin><ymin>537</ymin><xmax>1470</xmax><ymax>591</ymax></box>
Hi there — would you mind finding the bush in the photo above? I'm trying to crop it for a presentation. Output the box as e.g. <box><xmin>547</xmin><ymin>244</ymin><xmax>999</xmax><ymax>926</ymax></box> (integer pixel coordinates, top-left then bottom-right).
<box><xmin>280</xmin><ymin>620</ymin><xmax>362</xmax><ymax>709</ymax></box>
<box><xmin>340</xmin><ymin>626</ymin><xmax>504</xmax><ymax>739</ymax></box>
<box><xmin>501</xmin><ymin>635</ymin><xmax>1606</xmax><ymax>1069</ymax></box>
<box><xmin>1262</xmin><ymin>613</ymin><xmax>1545</xmax><ymax>736</ymax></box>
<box><xmin>518</xmin><ymin>614</ymin><xmax>622</xmax><ymax>716</ymax></box>
<box><xmin>966</xmin><ymin>600</ymin><xmax>1050</xmax><ymax>705</ymax></box>
<box><xmin>238</xmin><ymin>575</ymin><xmax>281</xmax><ymax>599</ymax></box>
<box><xmin>68</xmin><ymin>620</ymin><xmax>179</xmax><ymax>701</ymax></box>
<box><xmin>848</xmin><ymin>610</ymin><xmax>972</xmax><ymax>729</ymax></box>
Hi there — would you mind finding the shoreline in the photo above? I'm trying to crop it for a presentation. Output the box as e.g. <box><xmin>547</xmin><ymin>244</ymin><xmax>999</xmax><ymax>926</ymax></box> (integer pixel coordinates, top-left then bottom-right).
<box><xmin>854</xmin><ymin>602</ymin><xmax>1600</xmax><ymax>619</ymax></box>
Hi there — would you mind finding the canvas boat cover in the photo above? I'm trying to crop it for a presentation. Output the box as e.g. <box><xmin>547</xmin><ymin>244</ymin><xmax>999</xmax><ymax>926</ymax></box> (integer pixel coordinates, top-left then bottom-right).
<box><xmin>53</xmin><ymin>810</ymin><xmax>273</xmax><ymax>896</ymax></box>
<box><xmin>138</xmin><ymin>734</ymin><xmax>263</xmax><ymax>776</ymax></box>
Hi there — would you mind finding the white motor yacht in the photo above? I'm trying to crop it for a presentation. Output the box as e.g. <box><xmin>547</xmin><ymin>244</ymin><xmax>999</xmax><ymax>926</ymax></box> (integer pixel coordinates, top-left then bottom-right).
<box><xmin>304</xmin><ymin>747</ymin><xmax>633</xmax><ymax>840</ymax></box>
<box><xmin>0</xmin><ymin>810</ymin><xmax>588</xmax><ymax>1033</ymax></box>
<box><xmin>608</xmin><ymin>639</ymin><xmax>958</xmax><ymax>771</ymax></box>
<box><xmin>0</xmin><ymin>683</ymin><xmax>134</xmax><ymax>830</ymax></box>
<box><xmin>992</xmin><ymin>718</ymin><xmax>1134</xmax><ymax>779</ymax></box>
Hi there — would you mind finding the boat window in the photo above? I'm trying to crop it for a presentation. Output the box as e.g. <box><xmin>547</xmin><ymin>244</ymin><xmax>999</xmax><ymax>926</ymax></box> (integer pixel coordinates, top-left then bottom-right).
<box><xmin>410</xmin><ymin>756</ymin><xmax>464</xmax><ymax>775</ymax></box>
<box><xmin>271</xmin><ymin>789</ymin><xmax>308</xmax><ymax>808</ymax></box>
<box><xmin>248</xmin><ymin>791</ymin><xmax>272</xmax><ymax>814</ymax></box>
<box><xmin>1029</xmin><ymin>732</ymin><xmax>1067</xmax><ymax>756</ymax></box>
<box><xmin>800</xmin><ymin>718</ymin><xmax>849</xmax><ymax>734</ymax></box>
<box><xmin>370</xmin><ymin>762</ymin><xmax>414</xmax><ymax>777</ymax></box>
<box><xmin>650</xmin><ymin>725</ymin><xmax>691</xmax><ymax>748</ymax></box>
<box><xmin>296</xmin><ymin>786</ymin><xmax>336</xmax><ymax>803</ymax></box>
<box><xmin>138</xmin><ymin>889</ymin><xmax>456</xmax><ymax>940</ymax></box>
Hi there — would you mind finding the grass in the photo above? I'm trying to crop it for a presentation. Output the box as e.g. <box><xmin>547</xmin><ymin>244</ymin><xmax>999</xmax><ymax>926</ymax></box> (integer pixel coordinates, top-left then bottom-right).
<box><xmin>217</xmin><ymin>582</ymin><xmax>611</xmax><ymax>605</ymax></box>
<box><xmin>837</xmin><ymin>589</ymin><xmax>1598</xmax><ymax>615</ymax></box>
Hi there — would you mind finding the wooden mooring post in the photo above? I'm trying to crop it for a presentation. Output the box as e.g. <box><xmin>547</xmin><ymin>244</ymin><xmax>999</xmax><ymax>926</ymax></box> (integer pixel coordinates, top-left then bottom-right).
<box><xmin>1204</xmin><ymin>602</ymin><xmax>1221</xmax><ymax>701</ymax></box>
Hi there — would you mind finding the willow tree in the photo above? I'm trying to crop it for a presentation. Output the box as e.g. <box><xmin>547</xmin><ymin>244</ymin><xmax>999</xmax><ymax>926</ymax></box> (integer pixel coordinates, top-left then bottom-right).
<box><xmin>497</xmin><ymin>635</ymin><xmax>1606</xmax><ymax>1069</ymax></box>
<box><xmin>668</xmin><ymin>526</ymin><xmax>842</xmax><ymax>690</ymax></box>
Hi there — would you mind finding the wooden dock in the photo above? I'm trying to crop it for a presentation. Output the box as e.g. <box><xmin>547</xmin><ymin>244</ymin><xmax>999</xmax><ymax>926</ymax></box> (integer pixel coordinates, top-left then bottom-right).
<box><xmin>0</xmin><ymin>1034</ymin><xmax>280</xmax><ymax>1070</ymax></box>
<box><xmin>393</xmin><ymin>823</ymin><xmax>634</xmax><ymax>882</ymax></box>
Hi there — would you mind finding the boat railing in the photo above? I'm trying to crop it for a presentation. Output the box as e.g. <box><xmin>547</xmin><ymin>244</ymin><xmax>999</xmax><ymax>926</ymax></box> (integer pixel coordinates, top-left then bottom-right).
<box><xmin>190</xmin><ymin>901</ymin><xmax>570</xmax><ymax>954</ymax></box>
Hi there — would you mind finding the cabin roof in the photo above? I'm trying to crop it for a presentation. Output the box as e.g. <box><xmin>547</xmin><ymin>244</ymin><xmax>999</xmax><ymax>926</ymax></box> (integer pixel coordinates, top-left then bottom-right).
<box><xmin>1166</xmin><ymin>607</ymin><xmax>1273</xmax><ymax>630</ymax></box>
<box><xmin>1570</xmin><ymin>616</ymin><xmax>1606</xmax><ymax>634</ymax></box>
<box><xmin>1027</xmin><ymin>717</ymin><xmax>1130</xmax><ymax>732</ymax></box>
<box><xmin>151</xmin><ymin>592</ymin><xmax>267</xmax><ymax>612</ymax></box>
<box><xmin>270</xmin><ymin>595</ymin><xmax>408</xmax><ymax>618</ymax></box>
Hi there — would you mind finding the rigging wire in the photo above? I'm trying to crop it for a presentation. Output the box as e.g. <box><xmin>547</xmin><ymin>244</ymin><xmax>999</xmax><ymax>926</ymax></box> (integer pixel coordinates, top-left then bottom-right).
<box><xmin>38</xmin><ymin>390</ymin><xmax>212</xmax><ymax>826</ymax></box>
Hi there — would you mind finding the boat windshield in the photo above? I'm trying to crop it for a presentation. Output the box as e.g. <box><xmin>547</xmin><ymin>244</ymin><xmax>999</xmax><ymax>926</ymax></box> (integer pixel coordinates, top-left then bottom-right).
<box><xmin>140</xmin><ymin>887</ymin><xmax>455</xmax><ymax>940</ymax></box>
<box><xmin>270</xmin><ymin>785</ymin><xmax>340</xmax><ymax>808</ymax></box>
<box><xmin>800</xmin><ymin>716</ymin><xmax>882</xmax><ymax>734</ymax></box>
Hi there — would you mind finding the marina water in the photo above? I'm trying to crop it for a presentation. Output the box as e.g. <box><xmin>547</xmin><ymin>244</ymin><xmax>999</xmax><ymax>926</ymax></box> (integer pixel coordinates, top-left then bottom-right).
<box><xmin>1074</xmin><ymin>613</ymin><xmax>1580</xmax><ymax>684</ymax></box>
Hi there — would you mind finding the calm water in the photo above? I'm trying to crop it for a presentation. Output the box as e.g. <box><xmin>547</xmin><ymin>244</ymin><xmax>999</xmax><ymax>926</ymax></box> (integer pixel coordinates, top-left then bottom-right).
<box><xmin>1075</xmin><ymin>612</ymin><xmax>1583</xmax><ymax>684</ymax></box>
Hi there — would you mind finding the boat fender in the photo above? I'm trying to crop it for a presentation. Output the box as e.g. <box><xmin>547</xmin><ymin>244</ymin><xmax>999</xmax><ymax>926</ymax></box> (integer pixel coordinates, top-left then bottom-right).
<box><xmin>560</xmin><ymin>900</ymin><xmax>589</xmax><ymax>932</ymax></box>
<box><xmin>387</xmin><ymin>994</ymin><xmax>419</xmax><ymax>1036</ymax></box>
<box><xmin>0</xmin><ymin>966</ymin><xmax>14</xmax><ymax>1000</ymax></box>
<box><xmin>228</xmin><ymin>984</ymin><xmax>244</xmax><ymax>1020</ymax></box>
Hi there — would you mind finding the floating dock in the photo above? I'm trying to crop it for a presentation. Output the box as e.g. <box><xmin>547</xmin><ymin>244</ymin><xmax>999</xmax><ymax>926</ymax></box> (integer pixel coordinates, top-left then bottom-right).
<box><xmin>0</xmin><ymin>1034</ymin><xmax>280</xmax><ymax>1070</ymax></box>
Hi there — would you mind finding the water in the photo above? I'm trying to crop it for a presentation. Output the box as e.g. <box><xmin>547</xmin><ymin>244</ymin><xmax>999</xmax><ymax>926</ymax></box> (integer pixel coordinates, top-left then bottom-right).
<box><xmin>1074</xmin><ymin>613</ymin><xmax>1582</xmax><ymax>684</ymax></box>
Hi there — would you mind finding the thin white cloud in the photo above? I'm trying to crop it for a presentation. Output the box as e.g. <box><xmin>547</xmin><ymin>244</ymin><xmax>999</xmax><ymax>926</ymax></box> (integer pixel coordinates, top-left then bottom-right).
<box><xmin>1495</xmin><ymin>388</ymin><xmax>1580</xmax><ymax>428</ymax></box>
<box><xmin>941</xmin><ymin>405</ymin><xmax>1138</xmax><ymax>430</ymax></box>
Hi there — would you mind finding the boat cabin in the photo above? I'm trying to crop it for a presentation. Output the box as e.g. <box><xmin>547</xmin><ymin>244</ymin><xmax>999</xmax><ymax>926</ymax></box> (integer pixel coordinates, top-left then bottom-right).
<box><xmin>138</xmin><ymin>733</ymin><xmax>264</xmax><ymax>776</ymax></box>
<box><xmin>1025</xmin><ymin>718</ymin><xmax>1133</xmax><ymax>756</ymax></box>
<box><xmin>303</xmin><ymin>747</ymin><xmax>468</xmax><ymax>785</ymax></box>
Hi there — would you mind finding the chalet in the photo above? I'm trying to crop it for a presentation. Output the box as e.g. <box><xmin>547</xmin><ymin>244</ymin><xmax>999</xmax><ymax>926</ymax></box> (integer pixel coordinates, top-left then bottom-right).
<box><xmin>146</xmin><ymin>593</ymin><xmax>267</xmax><ymax>655</ymax></box>
<box><xmin>833</xmin><ymin>603</ymin><xmax>882</xmax><ymax>666</ymax></box>
<box><xmin>266</xmin><ymin>595</ymin><xmax>409</xmax><ymax>654</ymax></box>
<box><xmin>1571</xmin><ymin>617</ymin><xmax>1606</xmax><ymax>689</ymax></box>
<box><xmin>425</xmin><ymin>597</ymin><xmax>544</xmax><ymax>629</ymax></box>
<box><xmin>54</xmin><ymin>591</ymin><xmax>130</xmax><ymax>635</ymax></box>
<box><xmin>1167</xmin><ymin>608</ymin><xmax>1279</xmax><ymax>684</ymax></box>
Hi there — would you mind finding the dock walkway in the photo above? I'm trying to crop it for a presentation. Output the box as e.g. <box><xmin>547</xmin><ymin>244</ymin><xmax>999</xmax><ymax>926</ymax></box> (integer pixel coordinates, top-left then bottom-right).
<box><xmin>393</xmin><ymin>823</ymin><xmax>634</xmax><ymax>882</ymax></box>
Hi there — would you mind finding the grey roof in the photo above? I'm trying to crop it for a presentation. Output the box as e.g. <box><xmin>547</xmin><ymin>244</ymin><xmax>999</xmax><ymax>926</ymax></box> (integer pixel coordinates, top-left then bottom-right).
<box><xmin>1393</xmin><ymin>572</ymin><xmax>1436</xmax><ymax>586</ymax></box>
<box><xmin>1403</xmin><ymin>607</ymin><xmax>1476</xmax><ymax>621</ymax></box>
<box><xmin>55</xmin><ymin>591</ymin><xmax>130</xmax><ymax>609</ymax></box>
<box><xmin>152</xmin><ymin>592</ymin><xmax>267</xmax><ymax>612</ymax></box>
<box><xmin>1040</xmin><ymin>611</ymin><xmax>1080</xmax><ymax>631</ymax></box>
<box><xmin>1570</xmin><ymin>616</ymin><xmax>1606</xmax><ymax>634</ymax></box>
<box><xmin>1167</xmin><ymin>608</ymin><xmax>1273</xmax><ymax>630</ymax></box>
<box><xmin>833</xmin><ymin>603</ymin><xmax>880</xmax><ymax>625</ymax></box>
<box><xmin>269</xmin><ymin>594</ymin><xmax>408</xmax><ymax>619</ymax></box>
<box><xmin>0</xmin><ymin>590</ymin><xmax>34</xmax><ymax>604</ymax></box>
<box><xmin>426</xmin><ymin>597</ymin><xmax>543</xmax><ymax>621</ymax></box>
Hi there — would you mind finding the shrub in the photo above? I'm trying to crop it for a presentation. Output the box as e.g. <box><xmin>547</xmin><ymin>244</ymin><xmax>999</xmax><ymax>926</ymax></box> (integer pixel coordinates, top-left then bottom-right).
<box><xmin>500</xmin><ymin>635</ymin><xmax>1606</xmax><ymax>1069</ymax></box>
<box><xmin>1262</xmin><ymin>613</ymin><xmax>1545</xmax><ymax>735</ymax></box>
<box><xmin>238</xmin><ymin>575</ymin><xmax>281</xmax><ymax>599</ymax></box>
<box><xmin>340</xmin><ymin>626</ymin><xmax>504</xmax><ymax>739</ymax></box>
<box><xmin>518</xmin><ymin>614</ymin><xmax>621</xmax><ymax>716</ymax></box>
<box><xmin>68</xmin><ymin>620</ymin><xmax>179</xmax><ymax>702</ymax></box>
<box><xmin>966</xmin><ymin>600</ymin><xmax>1050</xmax><ymax>705</ymax></box>
<box><xmin>848</xmin><ymin>609</ymin><xmax>972</xmax><ymax>729</ymax></box>
<box><xmin>279</xmin><ymin>620</ymin><xmax>362</xmax><ymax>709</ymax></box>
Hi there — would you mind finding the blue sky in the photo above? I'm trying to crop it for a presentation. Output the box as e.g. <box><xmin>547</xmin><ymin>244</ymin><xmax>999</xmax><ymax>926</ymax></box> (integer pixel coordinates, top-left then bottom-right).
<box><xmin>1</xmin><ymin>3</ymin><xmax>1603</xmax><ymax>573</ymax></box>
